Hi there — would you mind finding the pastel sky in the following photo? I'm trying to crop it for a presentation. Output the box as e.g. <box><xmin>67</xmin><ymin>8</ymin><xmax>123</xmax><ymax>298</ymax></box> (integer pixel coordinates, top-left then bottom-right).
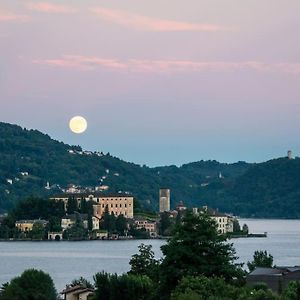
<box><xmin>1</xmin><ymin>0</ymin><xmax>300</xmax><ymax>166</ymax></box>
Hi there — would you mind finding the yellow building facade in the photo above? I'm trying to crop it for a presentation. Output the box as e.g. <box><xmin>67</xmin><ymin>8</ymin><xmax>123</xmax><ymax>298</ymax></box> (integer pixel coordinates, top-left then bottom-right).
<box><xmin>15</xmin><ymin>220</ymin><xmax>48</xmax><ymax>232</ymax></box>
<box><xmin>51</xmin><ymin>194</ymin><xmax>134</xmax><ymax>219</ymax></box>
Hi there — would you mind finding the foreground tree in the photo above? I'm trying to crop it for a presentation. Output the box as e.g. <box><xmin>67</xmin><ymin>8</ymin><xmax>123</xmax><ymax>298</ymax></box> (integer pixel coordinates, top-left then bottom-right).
<box><xmin>71</xmin><ymin>276</ymin><xmax>93</xmax><ymax>288</ymax></box>
<box><xmin>129</xmin><ymin>244</ymin><xmax>159</xmax><ymax>281</ymax></box>
<box><xmin>115</xmin><ymin>214</ymin><xmax>127</xmax><ymax>235</ymax></box>
<box><xmin>171</xmin><ymin>276</ymin><xmax>278</xmax><ymax>300</ymax></box>
<box><xmin>281</xmin><ymin>280</ymin><xmax>300</xmax><ymax>300</ymax></box>
<box><xmin>159</xmin><ymin>212</ymin><xmax>172</xmax><ymax>236</ymax></box>
<box><xmin>0</xmin><ymin>269</ymin><xmax>57</xmax><ymax>300</ymax></box>
<box><xmin>92</xmin><ymin>271</ymin><xmax>154</xmax><ymax>300</ymax></box>
<box><xmin>30</xmin><ymin>222</ymin><xmax>46</xmax><ymax>240</ymax></box>
<box><xmin>159</xmin><ymin>212</ymin><xmax>242</xmax><ymax>297</ymax></box>
<box><xmin>247</xmin><ymin>250</ymin><xmax>274</xmax><ymax>272</ymax></box>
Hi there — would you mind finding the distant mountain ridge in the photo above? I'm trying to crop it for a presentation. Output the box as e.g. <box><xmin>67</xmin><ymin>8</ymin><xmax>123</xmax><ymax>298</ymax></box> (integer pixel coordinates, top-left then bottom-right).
<box><xmin>0</xmin><ymin>121</ymin><xmax>299</xmax><ymax>218</ymax></box>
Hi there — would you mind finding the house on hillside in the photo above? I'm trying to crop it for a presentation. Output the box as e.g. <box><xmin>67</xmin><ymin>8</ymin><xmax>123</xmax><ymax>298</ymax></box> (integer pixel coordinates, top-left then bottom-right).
<box><xmin>176</xmin><ymin>201</ymin><xmax>187</xmax><ymax>211</ymax></box>
<box><xmin>247</xmin><ymin>266</ymin><xmax>300</xmax><ymax>293</ymax></box>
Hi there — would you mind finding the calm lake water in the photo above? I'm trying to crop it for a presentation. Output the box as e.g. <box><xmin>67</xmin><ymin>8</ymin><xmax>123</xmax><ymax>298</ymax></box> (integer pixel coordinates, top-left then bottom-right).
<box><xmin>1</xmin><ymin>219</ymin><xmax>300</xmax><ymax>292</ymax></box>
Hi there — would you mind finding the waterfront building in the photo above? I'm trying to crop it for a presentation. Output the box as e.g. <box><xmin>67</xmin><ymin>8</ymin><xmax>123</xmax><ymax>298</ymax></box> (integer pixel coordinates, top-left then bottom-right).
<box><xmin>61</xmin><ymin>214</ymin><xmax>88</xmax><ymax>231</ymax></box>
<box><xmin>92</xmin><ymin>216</ymin><xmax>100</xmax><ymax>231</ymax></box>
<box><xmin>61</xmin><ymin>216</ymin><xmax>76</xmax><ymax>231</ymax></box>
<box><xmin>93</xmin><ymin>195</ymin><xmax>134</xmax><ymax>219</ymax></box>
<box><xmin>134</xmin><ymin>219</ymin><xmax>158</xmax><ymax>237</ymax></box>
<box><xmin>193</xmin><ymin>206</ymin><xmax>234</xmax><ymax>234</ymax></box>
<box><xmin>93</xmin><ymin>230</ymin><xmax>108</xmax><ymax>239</ymax></box>
<box><xmin>15</xmin><ymin>219</ymin><xmax>48</xmax><ymax>232</ymax></box>
<box><xmin>159</xmin><ymin>188</ymin><xmax>170</xmax><ymax>212</ymax></box>
<box><xmin>48</xmin><ymin>232</ymin><xmax>63</xmax><ymax>241</ymax></box>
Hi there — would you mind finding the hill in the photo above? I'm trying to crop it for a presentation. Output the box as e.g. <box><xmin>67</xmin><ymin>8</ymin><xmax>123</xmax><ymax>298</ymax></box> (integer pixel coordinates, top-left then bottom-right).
<box><xmin>0</xmin><ymin>121</ymin><xmax>299</xmax><ymax>218</ymax></box>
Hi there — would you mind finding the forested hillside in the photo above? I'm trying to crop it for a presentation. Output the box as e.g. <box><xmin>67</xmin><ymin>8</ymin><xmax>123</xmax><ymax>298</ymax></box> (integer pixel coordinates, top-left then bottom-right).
<box><xmin>0</xmin><ymin>121</ymin><xmax>299</xmax><ymax>218</ymax></box>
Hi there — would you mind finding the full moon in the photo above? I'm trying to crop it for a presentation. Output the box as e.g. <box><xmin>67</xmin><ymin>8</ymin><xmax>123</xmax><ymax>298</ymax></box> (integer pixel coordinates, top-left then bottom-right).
<box><xmin>69</xmin><ymin>116</ymin><xmax>88</xmax><ymax>134</ymax></box>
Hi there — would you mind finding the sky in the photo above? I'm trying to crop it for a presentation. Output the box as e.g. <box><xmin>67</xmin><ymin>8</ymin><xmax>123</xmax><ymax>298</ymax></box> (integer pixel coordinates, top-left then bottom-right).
<box><xmin>0</xmin><ymin>0</ymin><xmax>300</xmax><ymax>166</ymax></box>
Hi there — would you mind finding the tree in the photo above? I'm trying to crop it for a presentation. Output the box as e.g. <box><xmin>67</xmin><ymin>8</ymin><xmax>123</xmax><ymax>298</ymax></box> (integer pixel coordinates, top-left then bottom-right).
<box><xmin>159</xmin><ymin>212</ymin><xmax>242</xmax><ymax>297</ymax></box>
<box><xmin>0</xmin><ymin>225</ymin><xmax>9</xmax><ymax>239</ymax></box>
<box><xmin>67</xmin><ymin>198</ymin><xmax>78</xmax><ymax>214</ymax></box>
<box><xmin>115</xmin><ymin>214</ymin><xmax>127</xmax><ymax>235</ymax></box>
<box><xmin>92</xmin><ymin>272</ymin><xmax>154</xmax><ymax>300</ymax></box>
<box><xmin>159</xmin><ymin>212</ymin><xmax>172</xmax><ymax>236</ymax></box>
<box><xmin>48</xmin><ymin>216</ymin><xmax>62</xmax><ymax>232</ymax></box>
<box><xmin>281</xmin><ymin>281</ymin><xmax>300</xmax><ymax>300</ymax></box>
<box><xmin>247</xmin><ymin>250</ymin><xmax>274</xmax><ymax>272</ymax></box>
<box><xmin>242</xmin><ymin>224</ymin><xmax>249</xmax><ymax>234</ymax></box>
<box><xmin>30</xmin><ymin>222</ymin><xmax>46</xmax><ymax>240</ymax></box>
<box><xmin>171</xmin><ymin>276</ymin><xmax>237</xmax><ymax>300</ymax></box>
<box><xmin>233</xmin><ymin>219</ymin><xmax>241</xmax><ymax>233</ymax></box>
<box><xmin>0</xmin><ymin>269</ymin><xmax>57</xmax><ymax>300</ymax></box>
<box><xmin>102</xmin><ymin>206</ymin><xmax>116</xmax><ymax>235</ymax></box>
<box><xmin>129</xmin><ymin>244</ymin><xmax>159</xmax><ymax>281</ymax></box>
<box><xmin>71</xmin><ymin>277</ymin><xmax>93</xmax><ymax>288</ymax></box>
<box><xmin>63</xmin><ymin>224</ymin><xmax>88</xmax><ymax>240</ymax></box>
<box><xmin>171</xmin><ymin>276</ymin><xmax>278</xmax><ymax>300</ymax></box>
<box><xmin>102</xmin><ymin>205</ymin><xmax>110</xmax><ymax>230</ymax></box>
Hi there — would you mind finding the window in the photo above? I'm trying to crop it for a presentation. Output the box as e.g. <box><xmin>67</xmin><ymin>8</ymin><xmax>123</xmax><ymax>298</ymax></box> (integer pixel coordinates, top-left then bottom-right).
<box><xmin>115</xmin><ymin>204</ymin><xmax>118</xmax><ymax>208</ymax></box>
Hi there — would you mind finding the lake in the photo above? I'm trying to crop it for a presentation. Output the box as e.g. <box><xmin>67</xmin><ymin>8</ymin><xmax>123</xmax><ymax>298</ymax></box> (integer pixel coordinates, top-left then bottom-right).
<box><xmin>1</xmin><ymin>219</ymin><xmax>300</xmax><ymax>292</ymax></box>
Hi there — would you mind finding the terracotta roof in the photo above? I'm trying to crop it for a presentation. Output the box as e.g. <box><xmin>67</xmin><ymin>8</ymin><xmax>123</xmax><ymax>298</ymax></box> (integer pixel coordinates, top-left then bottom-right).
<box><xmin>61</xmin><ymin>285</ymin><xmax>83</xmax><ymax>294</ymax></box>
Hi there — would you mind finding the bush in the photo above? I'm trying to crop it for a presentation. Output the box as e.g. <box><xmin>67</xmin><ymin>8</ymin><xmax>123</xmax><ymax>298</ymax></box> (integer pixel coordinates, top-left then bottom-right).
<box><xmin>281</xmin><ymin>281</ymin><xmax>300</xmax><ymax>300</ymax></box>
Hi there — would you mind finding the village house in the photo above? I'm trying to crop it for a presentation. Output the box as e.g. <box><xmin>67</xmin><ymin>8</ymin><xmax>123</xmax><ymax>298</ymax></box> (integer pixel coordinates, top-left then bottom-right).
<box><xmin>61</xmin><ymin>285</ymin><xmax>94</xmax><ymax>300</ymax></box>
<box><xmin>61</xmin><ymin>214</ymin><xmax>88</xmax><ymax>231</ymax></box>
<box><xmin>134</xmin><ymin>219</ymin><xmax>158</xmax><ymax>237</ymax></box>
<box><xmin>15</xmin><ymin>219</ymin><xmax>48</xmax><ymax>232</ymax></box>
<box><xmin>247</xmin><ymin>266</ymin><xmax>300</xmax><ymax>293</ymax></box>
<box><xmin>193</xmin><ymin>206</ymin><xmax>234</xmax><ymax>234</ymax></box>
<box><xmin>176</xmin><ymin>201</ymin><xmax>187</xmax><ymax>211</ymax></box>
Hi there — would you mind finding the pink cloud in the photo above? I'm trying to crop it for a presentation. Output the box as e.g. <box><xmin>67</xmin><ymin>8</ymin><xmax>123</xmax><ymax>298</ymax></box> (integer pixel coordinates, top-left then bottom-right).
<box><xmin>90</xmin><ymin>7</ymin><xmax>228</xmax><ymax>32</ymax></box>
<box><xmin>32</xmin><ymin>55</ymin><xmax>300</xmax><ymax>76</ymax></box>
<box><xmin>0</xmin><ymin>11</ymin><xmax>29</xmax><ymax>22</ymax></box>
<box><xmin>33</xmin><ymin>56</ymin><xmax>127</xmax><ymax>71</ymax></box>
<box><xmin>27</xmin><ymin>2</ymin><xmax>76</xmax><ymax>14</ymax></box>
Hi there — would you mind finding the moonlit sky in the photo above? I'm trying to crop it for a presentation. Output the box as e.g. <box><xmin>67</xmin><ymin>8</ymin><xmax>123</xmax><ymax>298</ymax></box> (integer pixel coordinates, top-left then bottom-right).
<box><xmin>1</xmin><ymin>1</ymin><xmax>300</xmax><ymax>166</ymax></box>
